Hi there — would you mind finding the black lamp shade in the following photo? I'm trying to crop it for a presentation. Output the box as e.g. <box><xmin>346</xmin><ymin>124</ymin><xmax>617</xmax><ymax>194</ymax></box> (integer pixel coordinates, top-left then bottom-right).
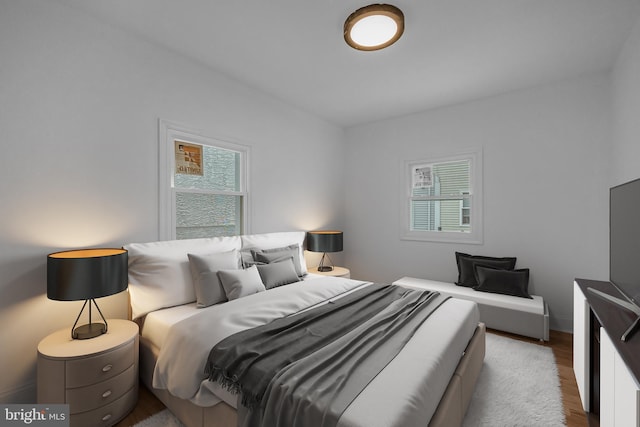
<box><xmin>306</xmin><ymin>231</ymin><xmax>343</xmax><ymax>253</ymax></box>
<box><xmin>47</xmin><ymin>248</ymin><xmax>128</xmax><ymax>301</ymax></box>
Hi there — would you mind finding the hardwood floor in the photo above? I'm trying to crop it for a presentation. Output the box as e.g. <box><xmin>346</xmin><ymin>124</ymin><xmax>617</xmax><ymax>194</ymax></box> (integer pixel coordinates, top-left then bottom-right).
<box><xmin>114</xmin><ymin>384</ymin><xmax>165</xmax><ymax>427</ymax></box>
<box><xmin>115</xmin><ymin>329</ymin><xmax>589</xmax><ymax>426</ymax></box>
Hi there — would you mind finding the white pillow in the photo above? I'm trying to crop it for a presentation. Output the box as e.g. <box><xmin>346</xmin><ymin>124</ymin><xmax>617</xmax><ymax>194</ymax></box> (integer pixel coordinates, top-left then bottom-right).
<box><xmin>125</xmin><ymin>236</ymin><xmax>241</xmax><ymax>319</ymax></box>
<box><xmin>217</xmin><ymin>265</ymin><xmax>266</xmax><ymax>301</ymax></box>
<box><xmin>241</xmin><ymin>231</ymin><xmax>307</xmax><ymax>275</ymax></box>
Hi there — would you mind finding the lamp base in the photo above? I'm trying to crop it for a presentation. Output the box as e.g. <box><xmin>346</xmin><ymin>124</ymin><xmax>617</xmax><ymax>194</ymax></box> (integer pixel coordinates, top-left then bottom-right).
<box><xmin>317</xmin><ymin>252</ymin><xmax>335</xmax><ymax>272</ymax></box>
<box><xmin>73</xmin><ymin>322</ymin><xmax>107</xmax><ymax>340</ymax></box>
<box><xmin>71</xmin><ymin>298</ymin><xmax>110</xmax><ymax>340</ymax></box>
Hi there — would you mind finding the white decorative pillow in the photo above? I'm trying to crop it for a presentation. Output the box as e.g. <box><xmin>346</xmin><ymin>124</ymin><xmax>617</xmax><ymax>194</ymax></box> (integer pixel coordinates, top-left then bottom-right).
<box><xmin>241</xmin><ymin>231</ymin><xmax>307</xmax><ymax>275</ymax></box>
<box><xmin>217</xmin><ymin>265</ymin><xmax>266</xmax><ymax>301</ymax></box>
<box><xmin>125</xmin><ymin>236</ymin><xmax>242</xmax><ymax>319</ymax></box>
<box><xmin>188</xmin><ymin>250</ymin><xmax>241</xmax><ymax>308</ymax></box>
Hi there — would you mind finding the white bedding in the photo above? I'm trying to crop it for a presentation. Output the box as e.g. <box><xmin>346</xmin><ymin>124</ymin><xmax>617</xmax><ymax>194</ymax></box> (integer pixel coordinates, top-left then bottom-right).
<box><xmin>144</xmin><ymin>276</ymin><xmax>480</xmax><ymax>426</ymax></box>
<box><xmin>141</xmin><ymin>273</ymin><xmax>329</xmax><ymax>350</ymax></box>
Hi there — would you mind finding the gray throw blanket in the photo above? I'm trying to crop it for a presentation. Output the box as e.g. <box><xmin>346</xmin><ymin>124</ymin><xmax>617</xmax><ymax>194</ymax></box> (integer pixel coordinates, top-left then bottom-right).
<box><xmin>206</xmin><ymin>284</ymin><xmax>407</xmax><ymax>405</ymax></box>
<box><xmin>206</xmin><ymin>284</ymin><xmax>448</xmax><ymax>427</ymax></box>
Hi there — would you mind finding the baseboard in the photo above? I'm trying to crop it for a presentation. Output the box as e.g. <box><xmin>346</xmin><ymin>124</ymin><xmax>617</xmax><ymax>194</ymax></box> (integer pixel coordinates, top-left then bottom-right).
<box><xmin>0</xmin><ymin>381</ymin><xmax>36</xmax><ymax>404</ymax></box>
<box><xmin>552</xmin><ymin>314</ymin><xmax>573</xmax><ymax>333</ymax></box>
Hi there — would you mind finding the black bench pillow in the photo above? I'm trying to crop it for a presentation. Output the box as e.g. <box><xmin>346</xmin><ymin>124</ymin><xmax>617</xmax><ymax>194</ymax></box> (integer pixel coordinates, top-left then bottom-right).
<box><xmin>455</xmin><ymin>252</ymin><xmax>517</xmax><ymax>287</ymax></box>
<box><xmin>473</xmin><ymin>265</ymin><xmax>532</xmax><ymax>299</ymax></box>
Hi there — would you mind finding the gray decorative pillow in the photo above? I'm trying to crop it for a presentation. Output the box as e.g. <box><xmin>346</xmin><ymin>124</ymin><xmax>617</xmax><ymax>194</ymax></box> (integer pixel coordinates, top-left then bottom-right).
<box><xmin>239</xmin><ymin>250</ymin><xmax>257</xmax><ymax>269</ymax></box>
<box><xmin>256</xmin><ymin>257</ymin><xmax>300</xmax><ymax>289</ymax></box>
<box><xmin>251</xmin><ymin>244</ymin><xmax>305</xmax><ymax>277</ymax></box>
<box><xmin>188</xmin><ymin>250</ymin><xmax>241</xmax><ymax>308</ymax></box>
<box><xmin>217</xmin><ymin>265</ymin><xmax>266</xmax><ymax>301</ymax></box>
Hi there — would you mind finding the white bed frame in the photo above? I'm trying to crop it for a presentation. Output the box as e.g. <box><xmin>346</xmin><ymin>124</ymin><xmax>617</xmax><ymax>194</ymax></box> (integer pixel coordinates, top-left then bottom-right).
<box><xmin>137</xmin><ymin>321</ymin><xmax>485</xmax><ymax>427</ymax></box>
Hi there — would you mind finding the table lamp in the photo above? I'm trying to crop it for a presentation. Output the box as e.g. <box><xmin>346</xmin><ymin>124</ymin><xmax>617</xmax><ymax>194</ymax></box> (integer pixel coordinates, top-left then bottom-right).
<box><xmin>306</xmin><ymin>230</ymin><xmax>343</xmax><ymax>272</ymax></box>
<box><xmin>47</xmin><ymin>248</ymin><xmax>128</xmax><ymax>340</ymax></box>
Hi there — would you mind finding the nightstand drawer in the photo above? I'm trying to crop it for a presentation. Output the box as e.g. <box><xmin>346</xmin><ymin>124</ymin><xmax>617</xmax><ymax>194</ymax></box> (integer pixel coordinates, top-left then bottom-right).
<box><xmin>66</xmin><ymin>339</ymin><xmax>134</xmax><ymax>388</ymax></box>
<box><xmin>71</xmin><ymin>386</ymin><xmax>137</xmax><ymax>427</ymax></box>
<box><xmin>66</xmin><ymin>364</ymin><xmax>136</xmax><ymax>414</ymax></box>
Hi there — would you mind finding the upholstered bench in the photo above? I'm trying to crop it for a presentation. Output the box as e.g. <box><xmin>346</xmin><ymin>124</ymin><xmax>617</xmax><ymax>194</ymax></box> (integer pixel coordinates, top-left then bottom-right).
<box><xmin>393</xmin><ymin>277</ymin><xmax>549</xmax><ymax>341</ymax></box>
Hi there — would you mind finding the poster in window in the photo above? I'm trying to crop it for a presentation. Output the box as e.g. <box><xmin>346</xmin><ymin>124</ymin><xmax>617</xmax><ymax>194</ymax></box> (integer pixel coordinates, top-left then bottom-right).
<box><xmin>412</xmin><ymin>165</ymin><xmax>433</xmax><ymax>189</ymax></box>
<box><xmin>175</xmin><ymin>141</ymin><xmax>203</xmax><ymax>176</ymax></box>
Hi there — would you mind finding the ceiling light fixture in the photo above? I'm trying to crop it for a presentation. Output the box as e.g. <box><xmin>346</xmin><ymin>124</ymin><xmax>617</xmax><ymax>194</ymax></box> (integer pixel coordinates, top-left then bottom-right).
<box><xmin>344</xmin><ymin>4</ymin><xmax>404</xmax><ymax>51</ymax></box>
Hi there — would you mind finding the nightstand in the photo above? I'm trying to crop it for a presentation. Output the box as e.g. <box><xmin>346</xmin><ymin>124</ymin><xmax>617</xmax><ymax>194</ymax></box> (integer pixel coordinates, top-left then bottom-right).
<box><xmin>309</xmin><ymin>266</ymin><xmax>351</xmax><ymax>279</ymax></box>
<box><xmin>37</xmin><ymin>319</ymin><xmax>139</xmax><ymax>427</ymax></box>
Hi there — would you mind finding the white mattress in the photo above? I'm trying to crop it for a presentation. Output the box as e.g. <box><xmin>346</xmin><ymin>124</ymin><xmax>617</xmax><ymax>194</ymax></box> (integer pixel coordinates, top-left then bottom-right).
<box><xmin>141</xmin><ymin>278</ymin><xmax>480</xmax><ymax>426</ymax></box>
<box><xmin>142</xmin><ymin>302</ymin><xmax>199</xmax><ymax>350</ymax></box>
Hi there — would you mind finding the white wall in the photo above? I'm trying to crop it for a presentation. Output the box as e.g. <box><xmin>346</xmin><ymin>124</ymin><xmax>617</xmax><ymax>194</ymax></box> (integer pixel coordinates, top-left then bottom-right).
<box><xmin>2</xmin><ymin>0</ymin><xmax>637</xmax><ymax>407</ymax></box>
<box><xmin>0</xmin><ymin>0</ymin><xmax>344</xmax><ymax>402</ymax></box>
<box><xmin>611</xmin><ymin>15</ymin><xmax>640</xmax><ymax>186</ymax></box>
<box><xmin>344</xmin><ymin>74</ymin><xmax>612</xmax><ymax>332</ymax></box>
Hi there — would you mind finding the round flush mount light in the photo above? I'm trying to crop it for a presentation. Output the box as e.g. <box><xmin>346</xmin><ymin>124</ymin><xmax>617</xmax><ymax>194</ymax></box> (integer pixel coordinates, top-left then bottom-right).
<box><xmin>344</xmin><ymin>4</ymin><xmax>404</xmax><ymax>51</ymax></box>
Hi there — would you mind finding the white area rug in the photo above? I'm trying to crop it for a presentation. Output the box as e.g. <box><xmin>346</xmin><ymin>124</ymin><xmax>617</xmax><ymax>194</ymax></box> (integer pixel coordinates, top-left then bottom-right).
<box><xmin>135</xmin><ymin>333</ymin><xmax>566</xmax><ymax>427</ymax></box>
<box><xmin>463</xmin><ymin>333</ymin><xmax>566</xmax><ymax>427</ymax></box>
<box><xmin>133</xmin><ymin>408</ymin><xmax>184</xmax><ymax>427</ymax></box>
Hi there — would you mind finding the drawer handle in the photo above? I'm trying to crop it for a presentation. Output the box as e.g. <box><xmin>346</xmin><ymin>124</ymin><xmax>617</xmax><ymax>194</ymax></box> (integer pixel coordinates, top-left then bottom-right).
<box><xmin>102</xmin><ymin>390</ymin><xmax>112</xmax><ymax>398</ymax></box>
<box><xmin>102</xmin><ymin>414</ymin><xmax>112</xmax><ymax>422</ymax></box>
<box><xmin>102</xmin><ymin>364</ymin><xmax>113</xmax><ymax>372</ymax></box>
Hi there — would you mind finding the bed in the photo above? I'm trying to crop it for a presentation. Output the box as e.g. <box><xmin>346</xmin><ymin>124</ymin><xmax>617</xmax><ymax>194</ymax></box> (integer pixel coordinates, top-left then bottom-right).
<box><xmin>125</xmin><ymin>232</ymin><xmax>485</xmax><ymax>427</ymax></box>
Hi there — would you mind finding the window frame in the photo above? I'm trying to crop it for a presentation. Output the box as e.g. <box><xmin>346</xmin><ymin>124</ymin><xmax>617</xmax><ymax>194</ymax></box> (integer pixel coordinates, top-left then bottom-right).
<box><xmin>401</xmin><ymin>149</ymin><xmax>483</xmax><ymax>244</ymax></box>
<box><xmin>460</xmin><ymin>191</ymin><xmax>471</xmax><ymax>227</ymax></box>
<box><xmin>159</xmin><ymin>119</ymin><xmax>250</xmax><ymax>240</ymax></box>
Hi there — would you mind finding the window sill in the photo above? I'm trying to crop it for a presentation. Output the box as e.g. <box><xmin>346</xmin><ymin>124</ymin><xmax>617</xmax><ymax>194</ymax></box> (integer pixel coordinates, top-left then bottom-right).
<box><xmin>401</xmin><ymin>231</ymin><xmax>483</xmax><ymax>244</ymax></box>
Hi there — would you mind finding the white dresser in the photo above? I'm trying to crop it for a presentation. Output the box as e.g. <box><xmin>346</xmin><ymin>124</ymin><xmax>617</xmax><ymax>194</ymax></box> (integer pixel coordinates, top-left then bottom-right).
<box><xmin>573</xmin><ymin>280</ymin><xmax>640</xmax><ymax>426</ymax></box>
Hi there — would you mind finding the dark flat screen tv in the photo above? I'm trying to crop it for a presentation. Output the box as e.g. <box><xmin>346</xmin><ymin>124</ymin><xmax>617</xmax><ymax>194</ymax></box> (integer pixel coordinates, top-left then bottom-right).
<box><xmin>589</xmin><ymin>177</ymin><xmax>640</xmax><ymax>341</ymax></box>
<box><xmin>610</xmin><ymin>178</ymin><xmax>640</xmax><ymax>305</ymax></box>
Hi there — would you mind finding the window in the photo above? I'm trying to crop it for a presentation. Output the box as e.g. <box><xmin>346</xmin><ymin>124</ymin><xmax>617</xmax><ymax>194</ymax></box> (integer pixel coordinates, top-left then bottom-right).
<box><xmin>402</xmin><ymin>149</ymin><xmax>482</xmax><ymax>244</ymax></box>
<box><xmin>159</xmin><ymin>120</ymin><xmax>249</xmax><ymax>240</ymax></box>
